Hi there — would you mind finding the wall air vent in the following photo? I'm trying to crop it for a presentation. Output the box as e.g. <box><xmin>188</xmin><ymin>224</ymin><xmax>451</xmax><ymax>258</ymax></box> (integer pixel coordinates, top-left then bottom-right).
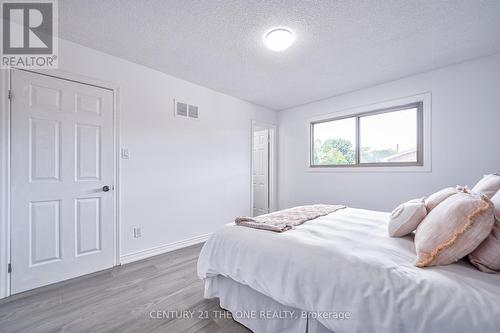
<box><xmin>188</xmin><ymin>105</ymin><xmax>198</xmax><ymax>119</ymax></box>
<box><xmin>175</xmin><ymin>101</ymin><xmax>188</xmax><ymax>117</ymax></box>
<box><xmin>174</xmin><ymin>99</ymin><xmax>199</xmax><ymax>119</ymax></box>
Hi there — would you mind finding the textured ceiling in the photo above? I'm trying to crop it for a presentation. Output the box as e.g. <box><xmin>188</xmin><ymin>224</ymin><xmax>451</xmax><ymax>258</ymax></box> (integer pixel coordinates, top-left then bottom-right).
<box><xmin>60</xmin><ymin>0</ymin><xmax>500</xmax><ymax>110</ymax></box>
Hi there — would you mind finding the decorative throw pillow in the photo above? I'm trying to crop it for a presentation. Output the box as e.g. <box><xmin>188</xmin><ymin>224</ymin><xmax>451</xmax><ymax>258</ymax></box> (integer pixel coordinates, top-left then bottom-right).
<box><xmin>469</xmin><ymin>221</ymin><xmax>500</xmax><ymax>273</ymax></box>
<box><xmin>492</xmin><ymin>190</ymin><xmax>500</xmax><ymax>221</ymax></box>
<box><xmin>468</xmin><ymin>191</ymin><xmax>500</xmax><ymax>273</ymax></box>
<box><xmin>388</xmin><ymin>198</ymin><xmax>427</xmax><ymax>237</ymax></box>
<box><xmin>415</xmin><ymin>192</ymin><xmax>495</xmax><ymax>268</ymax></box>
<box><xmin>491</xmin><ymin>190</ymin><xmax>500</xmax><ymax>222</ymax></box>
<box><xmin>424</xmin><ymin>186</ymin><xmax>462</xmax><ymax>213</ymax></box>
<box><xmin>471</xmin><ymin>174</ymin><xmax>500</xmax><ymax>199</ymax></box>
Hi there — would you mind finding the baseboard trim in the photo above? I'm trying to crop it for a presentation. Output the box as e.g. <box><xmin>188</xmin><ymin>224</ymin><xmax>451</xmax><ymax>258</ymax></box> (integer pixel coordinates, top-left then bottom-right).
<box><xmin>120</xmin><ymin>233</ymin><xmax>212</xmax><ymax>265</ymax></box>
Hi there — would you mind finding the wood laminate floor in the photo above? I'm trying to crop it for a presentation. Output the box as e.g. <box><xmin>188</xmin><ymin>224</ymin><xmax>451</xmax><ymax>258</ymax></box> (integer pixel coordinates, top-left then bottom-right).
<box><xmin>0</xmin><ymin>243</ymin><xmax>251</xmax><ymax>333</ymax></box>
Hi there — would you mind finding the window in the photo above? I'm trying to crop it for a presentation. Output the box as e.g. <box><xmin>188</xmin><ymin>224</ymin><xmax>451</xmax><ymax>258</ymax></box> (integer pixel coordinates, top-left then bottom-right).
<box><xmin>311</xmin><ymin>102</ymin><xmax>423</xmax><ymax>167</ymax></box>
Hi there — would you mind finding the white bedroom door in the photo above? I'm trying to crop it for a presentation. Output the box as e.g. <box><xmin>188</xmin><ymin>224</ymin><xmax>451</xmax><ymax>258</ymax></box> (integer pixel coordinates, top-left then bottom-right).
<box><xmin>10</xmin><ymin>70</ymin><xmax>115</xmax><ymax>294</ymax></box>
<box><xmin>253</xmin><ymin>129</ymin><xmax>269</xmax><ymax>216</ymax></box>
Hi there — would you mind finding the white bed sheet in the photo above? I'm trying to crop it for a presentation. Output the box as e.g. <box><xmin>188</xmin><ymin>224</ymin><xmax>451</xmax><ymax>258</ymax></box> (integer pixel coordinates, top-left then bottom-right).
<box><xmin>197</xmin><ymin>207</ymin><xmax>500</xmax><ymax>333</ymax></box>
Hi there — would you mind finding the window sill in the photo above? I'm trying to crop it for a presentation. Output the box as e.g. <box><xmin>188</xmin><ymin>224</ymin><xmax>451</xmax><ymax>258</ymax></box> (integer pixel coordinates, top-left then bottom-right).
<box><xmin>306</xmin><ymin>164</ymin><xmax>431</xmax><ymax>173</ymax></box>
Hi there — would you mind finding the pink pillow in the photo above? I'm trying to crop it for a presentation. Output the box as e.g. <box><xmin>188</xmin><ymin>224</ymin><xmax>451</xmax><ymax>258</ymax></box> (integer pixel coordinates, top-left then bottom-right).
<box><xmin>424</xmin><ymin>186</ymin><xmax>462</xmax><ymax>213</ymax></box>
<box><xmin>415</xmin><ymin>192</ymin><xmax>495</xmax><ymax>267</ymax></box>
<box><xmin>471</xmin><ymin>174</ymin><xmax>500</xmax><ymax>199</ymax></box>
<box><xmin>468</xmin><ymin>191</ymin><xmax>500</xmax><ymax>273</ymax></box>
<box><xmin>491</xmin><ymin>190</ymin><xmax>500</xmax><ymax>221</ymax></box>
<box><xmin>469</xmin><ymin>221</ymin><xmax>500</xmax><ymax>273</ymax></box>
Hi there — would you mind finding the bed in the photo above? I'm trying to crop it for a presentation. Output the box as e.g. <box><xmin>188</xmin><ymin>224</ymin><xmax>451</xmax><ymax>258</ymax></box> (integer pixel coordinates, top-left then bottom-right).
<box><xmin>197</xmin><ymin>207</ymin><xmax>500</xmax><ymax>333</ymax></box>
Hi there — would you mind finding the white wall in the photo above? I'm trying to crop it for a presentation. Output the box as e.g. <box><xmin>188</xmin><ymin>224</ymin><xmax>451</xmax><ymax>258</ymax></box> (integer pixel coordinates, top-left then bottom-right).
<box><xmin>278</xmin><ymin>54</ymin><xmax>500</xmax><ymax>212</ymax></box>
<box><xmin>58</xmin><ymin>40</ymin><xmax>277</xmax><ymax>256</ymax></box>
<box><xmin>0</xmin><ymin>39</ymin><xmax>277</xmax><ymax>297</ymax></box>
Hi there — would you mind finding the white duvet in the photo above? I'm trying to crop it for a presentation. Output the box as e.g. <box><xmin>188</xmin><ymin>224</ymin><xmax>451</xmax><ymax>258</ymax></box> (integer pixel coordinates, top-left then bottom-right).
<box><xmin>197</xmin><ymin>208</ymin><xmax>500</xmax><ymax>333</ymax></box>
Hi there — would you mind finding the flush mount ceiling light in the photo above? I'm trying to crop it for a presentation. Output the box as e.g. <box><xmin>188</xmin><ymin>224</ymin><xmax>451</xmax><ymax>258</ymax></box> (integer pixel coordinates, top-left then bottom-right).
<box><xmin>263</xmin><ymin>28</ymin><xmax>295</xmax><ymax>52</ymax></box>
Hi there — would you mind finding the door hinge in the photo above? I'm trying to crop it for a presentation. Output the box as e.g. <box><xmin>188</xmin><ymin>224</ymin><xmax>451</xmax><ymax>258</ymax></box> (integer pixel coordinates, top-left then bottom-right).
<box><xmin>7</xmin><ymin>263</ymin><xmax>11</xmax><ymax>274</ymax></box>
<box><xmin>8</xmin><ymin>90</ymin><xmax>12</xmax><ymax>100</ymax></box>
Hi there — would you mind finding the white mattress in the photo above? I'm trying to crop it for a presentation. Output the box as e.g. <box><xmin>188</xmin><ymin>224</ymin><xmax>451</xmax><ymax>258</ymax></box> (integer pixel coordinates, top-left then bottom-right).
<box><xmin>197</xmin><ymin>207</ymin><xmax>500</xmax><ymax>333</ymax></box>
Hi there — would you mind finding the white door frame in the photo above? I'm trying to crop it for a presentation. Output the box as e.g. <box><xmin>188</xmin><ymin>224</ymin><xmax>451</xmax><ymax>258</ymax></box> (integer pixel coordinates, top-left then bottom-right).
<box><xmin>250</xmin><ymin>120</ymin><xmax>277</xmax><ymax>216</ymax></box>
<box><xmin>0</xmin><ymin>68</ymin><xmax>121</xmax><ymax>299</ymax></box>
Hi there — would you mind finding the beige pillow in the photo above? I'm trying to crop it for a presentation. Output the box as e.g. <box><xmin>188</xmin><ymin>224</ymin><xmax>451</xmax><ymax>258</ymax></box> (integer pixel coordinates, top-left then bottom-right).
<box><xmin>492</xmin><ymin>190</ymin><xmax>500</xmax><ymax>221</ymax></box>
<box><xmin>468</xmin><ymin>191</ymin><xmax>500</xmax><ymax>273</ymax></box>
<box><xmin>469</xmin><ymin>221</ymin><xmax>500</xmax><ymax>273</ymax></box>
<box><xmin>424</xmin><ymin>186</ymin><xmax>460</xmax><ymax>213</ymax></box>
<box><xmin>415</xmin><ymin>192</ymin><xmax>495</xmax><ymax>267</ymax></box>
<box><xmin>388</xmin><ymin>198</ymin><xmax>427</xmax><ymax>237</ymax></box>
<box><xmin>471</xmin><ymin>174</ymin><xmax>500</xmax><ymax>199</ymax></box>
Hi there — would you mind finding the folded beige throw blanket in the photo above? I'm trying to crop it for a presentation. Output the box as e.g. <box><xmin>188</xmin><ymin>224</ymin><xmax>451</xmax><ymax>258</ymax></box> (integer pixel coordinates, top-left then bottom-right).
<box><xmin>235</xmin><ymin>204</ymin><xmax>346</xmax><ymax>232</ymax></box>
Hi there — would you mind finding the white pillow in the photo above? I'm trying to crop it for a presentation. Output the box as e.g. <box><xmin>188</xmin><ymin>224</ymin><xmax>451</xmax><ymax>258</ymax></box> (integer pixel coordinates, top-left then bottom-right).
<box><xmin>472</xmin><ymin>174</ymin><xmax>500</xmax><ymax>199</ymax></box>
<box><xmin>424</xmin><ymin>186</ymin><xmax>468</xmax><ymax>213</ymax></box>
<box><xmin>388</xmin><ymin>198</ymin><xmax>427</xmax><ymax>237</ymax></box>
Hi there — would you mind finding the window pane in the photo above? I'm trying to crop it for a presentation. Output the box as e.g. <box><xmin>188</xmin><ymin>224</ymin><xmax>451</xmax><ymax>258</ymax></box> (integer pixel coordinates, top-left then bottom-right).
<box><xmin>360</xmin><ymin>108</ymin><xmax>417</xmax><ymax>163</ymax></box>
<box><xmin>312</xmin><ymin>117</ymin><xmax>356</xmax><ymax>165</ymax></box>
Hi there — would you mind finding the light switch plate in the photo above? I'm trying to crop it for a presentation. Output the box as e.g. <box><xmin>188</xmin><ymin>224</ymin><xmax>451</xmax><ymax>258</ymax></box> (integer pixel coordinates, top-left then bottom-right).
<box><xmin>121</xmin><ymin>148</ymin><xmax>130</xmax><ymax>159</ymax></box>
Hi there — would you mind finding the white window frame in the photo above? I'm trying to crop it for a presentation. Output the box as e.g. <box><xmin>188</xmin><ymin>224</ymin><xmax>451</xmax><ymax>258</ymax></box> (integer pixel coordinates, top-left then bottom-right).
<box><xmin>307</xmin><ymin>93</ymin><xmax>431</xmax><ymax>173</ymax></box>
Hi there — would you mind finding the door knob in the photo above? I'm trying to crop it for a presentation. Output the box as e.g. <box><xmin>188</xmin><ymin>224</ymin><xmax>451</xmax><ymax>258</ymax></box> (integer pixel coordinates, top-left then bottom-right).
<box><xmin>102</xmin><ymin>185</ymin><xmax>111</xmax><ymax>192</ymax></box>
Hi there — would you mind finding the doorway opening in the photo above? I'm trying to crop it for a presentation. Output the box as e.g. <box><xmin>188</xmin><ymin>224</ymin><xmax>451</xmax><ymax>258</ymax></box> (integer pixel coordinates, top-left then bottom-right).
<box><xmin>251</xmin><ymin>122</ymin><xmax>276</xmax><ymax>217</ymax></box>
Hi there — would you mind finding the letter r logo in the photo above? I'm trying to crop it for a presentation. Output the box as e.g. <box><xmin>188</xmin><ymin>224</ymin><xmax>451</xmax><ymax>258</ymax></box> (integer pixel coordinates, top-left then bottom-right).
<box><xmin>2</xmin><ymin>2</ymin><xmax>53</xmax><ymax>54</ymax></box>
